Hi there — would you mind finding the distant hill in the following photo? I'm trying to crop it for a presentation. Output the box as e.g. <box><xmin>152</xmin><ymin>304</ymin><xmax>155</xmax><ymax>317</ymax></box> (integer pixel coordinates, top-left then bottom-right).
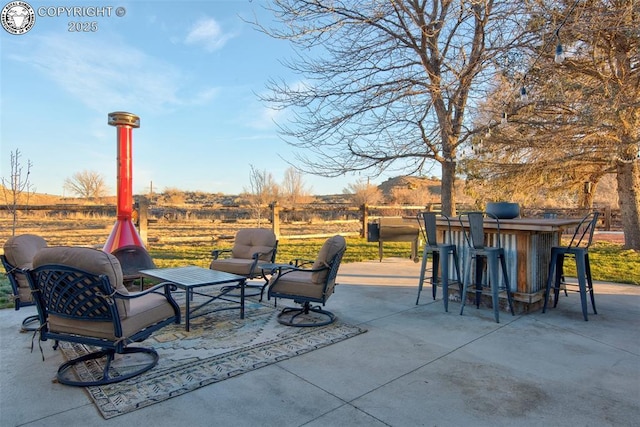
<box><xmin>378</xmin><ymin>176</ymin><xmax>442</xmax><ymax>197</ymax></box>
<box><xmin>3</xmin><ymin>177</ymin><xmax>446</xmax><ymax>206</ymax></box>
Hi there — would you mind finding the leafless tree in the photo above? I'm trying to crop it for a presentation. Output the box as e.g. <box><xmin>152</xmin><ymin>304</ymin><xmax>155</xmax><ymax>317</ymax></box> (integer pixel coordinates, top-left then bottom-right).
<box><xmin>245</xmin><ymin>165</ymin><xmax>279</xmax><ymax>225</ymax></box>
<box><xmin>343</xmin><ymin>178</ymin><xmax>384</xmax><ymax>206</ymax></box>
<box><xmin>389</xmin><ymin>186</ymin><xmax>431</xmax><ymax>206</ymax></box>
<box><xmin>159</xmin><ymin>187</ymin><xmax>186</xmax><ymax>205</ymax></box>
<box><xmin>253</xmin><ymin>0</ymin><xmax>533</xmax><ymax>216</ymax></box>
<box><xmin>64</xmin><ymin>170</ymin><xmax>108</xmax><ymax>200</ymax></box>
<box><xmin>1</xmin><ymin>149</ymin><xmax>34</xmax><ymax>236</ymax></box>
<box><xmin>281</xmin><ymin>167</ymin><xmax>312</xmax><ymax>206</ymax></box>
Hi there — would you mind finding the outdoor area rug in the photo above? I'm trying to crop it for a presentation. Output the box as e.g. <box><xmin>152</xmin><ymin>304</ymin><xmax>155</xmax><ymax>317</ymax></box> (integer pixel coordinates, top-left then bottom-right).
<box><xmin>57</xmin><ymin>296</ymin><xmax>366</xmax><ymax>419</ymax></box>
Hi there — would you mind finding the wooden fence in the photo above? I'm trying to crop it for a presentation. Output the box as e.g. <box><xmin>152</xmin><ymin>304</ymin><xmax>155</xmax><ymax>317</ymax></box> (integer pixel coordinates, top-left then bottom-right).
<box><xmin>133</xmin><ymin>202</ymin><xmax>620</xmax><ymax>242</ymax></box>
<box><xmin>3</xmin><ymin>201</ymin><xmax>620</xmax><ymax>243</ymax></box>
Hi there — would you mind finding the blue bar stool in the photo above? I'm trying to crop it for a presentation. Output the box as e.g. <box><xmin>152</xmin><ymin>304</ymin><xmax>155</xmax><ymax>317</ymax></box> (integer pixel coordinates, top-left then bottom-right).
<box><xmin>543</xmin><ymin>212</ymin><xmax>599</xmax><ymax>321</ymax></box>
<box><xmin>459</xmin><ymin>212</ymin><xmax>514</xmax><ymax>323</ymax></box>
<box><xmin>416</xmin><ymin>212</ymin><xmax>462</xmax><ymax>312</ymax></box>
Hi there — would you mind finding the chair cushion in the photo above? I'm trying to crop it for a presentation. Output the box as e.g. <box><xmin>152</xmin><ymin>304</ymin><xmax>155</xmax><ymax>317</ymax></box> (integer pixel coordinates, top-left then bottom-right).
<box><xmin>269</xmin><ymin>270</ymin><xmax>326</xmax><ymax>300</ymax></box>
<box><xmin>269</xmin><ymin>235</ymin><xmax>345</xmax><ymax>304</ymax></box>
<box><xmin>209</xmin><ymin>258</ymin><xmax>255</xmax><ymax>276</ymax></box>
<box><xmin>47</xmin><ymin>292</ymin><xmax>176</xmax><ymax>340</ymax></box>
<box><xmin>3</xmin><ymin>234</ymin><xmax>47</xmax><ymax>302</ymax></box>
<box><xmin>231</xmin><ymin>228</ymin><xmax>276</xmax><ymax>260</ymax></box>
<box><xmin>311</xmin><ymin>235</ymin><xmax>346</xmax><ymax>284</ymax></box>
<box><xmin>32</xmin><ymin>247</ymin><xmax>130</xmax><ymax>316</ymax></box>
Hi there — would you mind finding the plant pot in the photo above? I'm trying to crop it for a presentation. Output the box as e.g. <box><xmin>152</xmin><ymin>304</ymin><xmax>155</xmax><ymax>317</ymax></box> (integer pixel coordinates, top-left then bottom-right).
<box><xmin>486</xmin><ymin>202</ymin><xmax>520</xmax><ymax>219</ymax></box>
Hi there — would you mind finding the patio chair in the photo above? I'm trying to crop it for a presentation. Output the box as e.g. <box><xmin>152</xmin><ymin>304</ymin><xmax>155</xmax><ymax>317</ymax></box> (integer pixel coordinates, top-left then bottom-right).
<box><xmin>543</xmin><ymin>212</ymin><xmax>600</xmax><ymax>321</ymax></box>
<box><xmin>111</xmin><ymin>245</ymin><xmax>156</xmax><ymax>291</ymax></box>
<box><xmin>416</xmin><ymin>212</ymin><xmax>462</xmax><ymax>311</ymax></box>
<box><xmin>1</xmin><ymin>234</ymin><xmax>48</xmax><ymax>331</ymax></box>
<box><xmin>209</xmin><ymin>228</ymin><xmax>278</xmax><ymax>298</ymax></box>
<box><xmin>459</xmin><ymin>212</ymin><xmax>515</xmax><ymax>323</ymax></box>
<box><xmin>267</xmin><ymin>235</ymin><xmax>346</xmax><ymax>327</ymax></box>
<box><xmin>28</xmin><ymin>246</ymin><xmax>180</xmax><ymax>386</ymax></box>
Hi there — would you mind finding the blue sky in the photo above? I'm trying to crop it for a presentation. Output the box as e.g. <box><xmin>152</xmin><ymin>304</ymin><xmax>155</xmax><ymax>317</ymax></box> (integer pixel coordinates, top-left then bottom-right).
<box><xmin>1</xmin><ymin>0</ymin><xmax>381</xmax><ymax>196</ymax></box>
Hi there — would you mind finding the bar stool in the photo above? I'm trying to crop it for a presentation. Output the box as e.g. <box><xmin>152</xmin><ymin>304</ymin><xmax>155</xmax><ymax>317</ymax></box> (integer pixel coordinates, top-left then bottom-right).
<box><xmin>543</xmin><ymin>212</ymin><xmax>599</xmax><ymax>321</ymax></box>
<box><xmin>416</xmin><ymin>212</ymin><xmax>462</xmax><ymax>312</ymax></box>
<box><xmin>459</xmin><ymin>212</ymin><xmax>514</xmax><ymax>323</ymax></box>
<box><xmin>543</xmin><ymin>211</ymin><xmax>567</xmax><ymax>296</ymax></box>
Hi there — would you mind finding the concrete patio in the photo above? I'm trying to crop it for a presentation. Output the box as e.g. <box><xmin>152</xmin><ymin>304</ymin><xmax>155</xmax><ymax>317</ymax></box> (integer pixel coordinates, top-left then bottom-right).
<box><xmin>1</xmin><ymin>258</ymin><xmax>639</xmax><ymax>426</ymax></box>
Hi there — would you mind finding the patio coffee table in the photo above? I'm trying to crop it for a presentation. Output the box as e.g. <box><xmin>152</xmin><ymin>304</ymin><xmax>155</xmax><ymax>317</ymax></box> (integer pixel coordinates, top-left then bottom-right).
<box><xmin>140</xmin><ymin>266</ymin><xmax>246</xmax><ymax>331</ymax></box>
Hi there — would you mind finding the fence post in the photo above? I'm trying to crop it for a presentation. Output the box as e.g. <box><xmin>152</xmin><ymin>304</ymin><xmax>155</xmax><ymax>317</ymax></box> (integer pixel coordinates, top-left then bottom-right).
<box><xmin>604</xmin><ymin>205</ymin><xmax>611</xmax><ymax>231</ymax></box>
<box><xmin>137</xmin><ymin>196</ymin><xmax>149</xmax><ymax>246</ymax></box>
<box><xmin>361</xmin><ymin>204</ymin><xmax>369</xmax><ymax>238</ymax></box>
<box><xmin>270</xmin><ymin>202</ymin><xmax>280</xmax><ymax>239</ymax></box>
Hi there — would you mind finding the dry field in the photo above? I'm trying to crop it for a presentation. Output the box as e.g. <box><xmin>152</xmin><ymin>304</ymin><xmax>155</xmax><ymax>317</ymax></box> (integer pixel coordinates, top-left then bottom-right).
<box><xmin>0</xmin><ymin>214</ymin><xmax>362</xmax><ymax>257</ymax></box>
<box><xmin>0</xmin><ymin>213</ymin><xmax>624</xmax><ymax>251</ymax></box>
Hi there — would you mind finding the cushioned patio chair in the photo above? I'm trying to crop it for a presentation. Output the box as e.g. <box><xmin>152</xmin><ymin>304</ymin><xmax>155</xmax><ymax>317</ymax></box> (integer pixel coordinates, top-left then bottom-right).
<box><xmin>267</xmin><ymin>235</ymin><xmax>346</xmax><ymax>327</ymax></box>
<box><xmin>209</xmin><ymin>228</ymin><xmax>278</xmax><ymax>298</ymax></box>
<box><xmin>111</xmin><ymin>245</ymin><xmax>156</xmax><ymax>291</ymax></box>
<box><xmin>1</xmin><ymin>234</ymin><xmax>48</xmax><ymax>331</ymax></box>
<box><xmin>28</xmin><ymin>246</ymin><xmax>180</xmax><ymax>387</ymax></box>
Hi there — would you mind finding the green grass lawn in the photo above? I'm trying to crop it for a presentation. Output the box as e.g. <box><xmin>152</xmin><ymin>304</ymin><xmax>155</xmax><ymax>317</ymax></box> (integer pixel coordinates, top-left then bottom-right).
<box><xmin>1</xmin><ymin>238</ymin><xmax>638</xmax><ymax>310</ymax></box>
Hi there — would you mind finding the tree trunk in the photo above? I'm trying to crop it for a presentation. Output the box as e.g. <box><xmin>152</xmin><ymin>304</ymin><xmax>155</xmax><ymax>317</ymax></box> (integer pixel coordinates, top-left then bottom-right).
<box><xmin>579</xmin><ymin>181</ymin><xmax>595</xmax><ymax>209</ymax></box>
<box><xmin>616</xmin><ymin>160</ymin><xmax>640</xmax><ymax>250</ymax></box>
<box><xmin>440</xmin><ymin>161</ymin><xmax>457</xmax><ymax>217</ymax></box>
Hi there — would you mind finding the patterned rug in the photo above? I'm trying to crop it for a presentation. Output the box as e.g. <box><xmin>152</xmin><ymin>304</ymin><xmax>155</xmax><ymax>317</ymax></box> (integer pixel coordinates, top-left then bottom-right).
<box><xmin>58</xmin><ymin>296</ymin><xmax>366</xmax><ymax>419</ymax></box>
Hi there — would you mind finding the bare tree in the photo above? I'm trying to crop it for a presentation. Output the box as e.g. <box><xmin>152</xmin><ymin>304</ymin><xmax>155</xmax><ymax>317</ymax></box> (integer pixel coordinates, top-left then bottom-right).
<box><xmin>281</xmin><ymin>167</ymin><xmax>312</xmax><ymax>205</ymax></box>
<box><xmin>244</xmin><ymin>165</ymin><xmax>279</xmax><ymax>225</ymax></box>
<box><xmin>1</xmin><ymin>149</ymin><xmax>34</xmax><ymax>236</ymax></box>
<box><xmin>389</xmin><ymin>186</ymin><xmax>430</xmax><ymax>206</ymax></box>
<box><xmin>254</xmin><ymin>0</ymin><xmax>533</xmax><ymax>216</ymax></box>
<box><xmin>343</xmin><ymin>178</ymin><xmax>383</xmax><ymax>206</ymax></box>
<box><xmin>159</xmin><ymin>187</ymin><xmax>186</xmax><ymax>205</ymax></box>
<box><xmin>63</xmin><ymin>170</ymin><xmax>108</xmax><ymax>200</ymax></box>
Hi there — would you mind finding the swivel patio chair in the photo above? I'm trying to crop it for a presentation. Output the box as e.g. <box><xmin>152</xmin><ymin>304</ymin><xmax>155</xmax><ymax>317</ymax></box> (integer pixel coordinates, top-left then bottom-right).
<box><xmin>28</xmin><ymin>246</ymin><xmax>180</xmax><ymax>386</ymax></box>
<box><xmin>416</xmin><ymin>212</ymin><xmax>462</xmax><ymax>312</ymax></box>
<box><xmin>543</xmin><ymin>212</ymin><xmax>600</xmax><ymax>321</ymax></box>
<box><xmin>111</xmin><ymin>244</ymin><xmax>156</xmax><ymax>291</ymax></box>
<box><xmin>267</xmin><ymin>235</ymin><xmax>346</xmax><ymax>327</ymax></box>
<box><xmin>1</xmin><ymin>234</ymin><xmax>48</xmax><ymax>331</ymax></box>
<box><xmin>210</xmin><ymin>228</ymin><xmax>278</xmax><ymax>299</ymax></box>
<box><xmin>459</xmin><ymin>212</ymin><xmax>515</xmax><ymax>323</ymax></box>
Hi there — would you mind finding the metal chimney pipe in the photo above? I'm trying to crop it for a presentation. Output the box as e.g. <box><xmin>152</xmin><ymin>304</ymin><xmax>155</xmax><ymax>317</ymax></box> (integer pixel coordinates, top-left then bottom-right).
<box><xmin>103</xmin><ymin>111</ymin><xmax>145</xmax><ymax>252</ymax></box>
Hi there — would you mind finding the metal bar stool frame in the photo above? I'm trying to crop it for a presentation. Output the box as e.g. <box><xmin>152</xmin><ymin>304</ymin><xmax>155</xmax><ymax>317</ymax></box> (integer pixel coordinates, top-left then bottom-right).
<box><xmin>459</xmin><ymin>211</ymin><xmax>515</xmax><ymax>323</ymax></box>
<box><xmin>416</xmin><ymin>212</ymin><xmax>462</xmax><ymax>312</ymax></box>
<box><xmin>543</xmin><ymin>212</ymin><xmax>600</xmax><ymax>321</ymax></box>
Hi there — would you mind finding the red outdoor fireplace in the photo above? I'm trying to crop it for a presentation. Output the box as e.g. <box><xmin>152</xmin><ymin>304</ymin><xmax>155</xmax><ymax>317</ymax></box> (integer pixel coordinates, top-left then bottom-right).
<box><xmin>103</xmin><ymin>111</ymin><xmax>145</xmax><ymax>252</ymax></box>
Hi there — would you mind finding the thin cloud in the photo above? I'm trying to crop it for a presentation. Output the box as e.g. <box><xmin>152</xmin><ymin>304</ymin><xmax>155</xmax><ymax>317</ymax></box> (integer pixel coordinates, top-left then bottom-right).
<box><xmin>248</xmin><ymin>105</ymin><xmax>284</xmax><ymax>130</ymax></box>
<box><xmin>9</xmin><ymin>33</ymin><xmax>219</xmax><ymax>113</ymax></box>
<box><xmin>192</xmin><ymin>87</ymin><xmax>220</xmax><ymax>105</ymax></box>
<box><xmin>247</xmin><ymin>81</ymin><xmax>309</xmax><ymax>129</ymax></box>
<box><xmin>184</xmin><ymin>17</ymin><xmax>235</xmax><ymax>52</ymax></box>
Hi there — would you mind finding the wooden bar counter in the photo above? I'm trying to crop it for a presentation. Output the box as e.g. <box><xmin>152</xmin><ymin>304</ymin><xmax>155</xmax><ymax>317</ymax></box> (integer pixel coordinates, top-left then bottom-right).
<box><xmin>437</xmin><ymin>217</ymin><xmax>583</xmax><ymax>311</ymax></box>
